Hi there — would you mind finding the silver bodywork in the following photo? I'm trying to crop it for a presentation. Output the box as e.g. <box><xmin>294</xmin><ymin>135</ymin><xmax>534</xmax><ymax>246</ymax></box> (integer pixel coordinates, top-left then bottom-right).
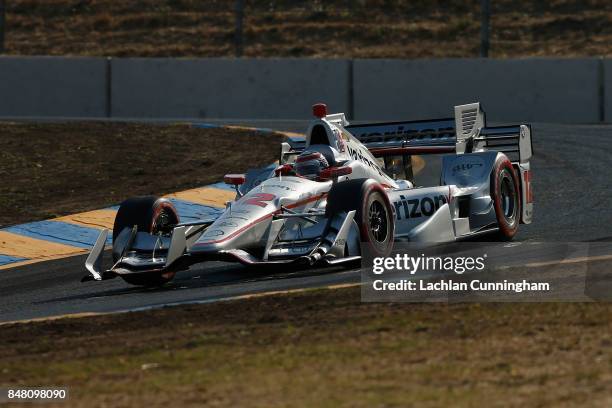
<box><xmin>85</xmin><ymin>102</ymin><xmax>533</xmax><ymax>281</ymax></box>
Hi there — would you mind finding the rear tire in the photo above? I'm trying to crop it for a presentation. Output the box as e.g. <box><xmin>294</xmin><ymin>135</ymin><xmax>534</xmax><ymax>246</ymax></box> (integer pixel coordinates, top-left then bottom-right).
<box><xmin>490</xmin><ymin>156</ymin><xmax>521</xmax><ymax>240</ymax></box>
<box><xmin>113</xmin><ymin>196</ymin><xmax>180</xmax><ymax>286</ymax></box>
<box><xmin>326</xmin><ymin>179</ymin><xmax>394</xmax><ymax>256</ymax></box>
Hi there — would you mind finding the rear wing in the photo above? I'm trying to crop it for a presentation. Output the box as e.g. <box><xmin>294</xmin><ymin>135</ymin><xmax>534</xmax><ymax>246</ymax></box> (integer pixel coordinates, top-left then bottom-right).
<box><xmin>346</xmin><ymin>102</ymin><xmax>533</xmax><ymax>164</ymax></box>
<box><xmin>282</xmin><ymin>102</ymin><xmax>533</xmax><ymax>167</ymax></box>
<box><xmin>281</xmin><ymin>118</ymin><xmax>456</xmax><ymax>163</ymax></box>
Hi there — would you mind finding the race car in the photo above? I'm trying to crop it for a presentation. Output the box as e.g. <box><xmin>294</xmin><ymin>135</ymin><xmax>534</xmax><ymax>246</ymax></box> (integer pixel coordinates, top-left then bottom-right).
<box><xmin>84</xmin><ymin>102</ymin><xmax>533</xmax><ymax>286</ymax></box>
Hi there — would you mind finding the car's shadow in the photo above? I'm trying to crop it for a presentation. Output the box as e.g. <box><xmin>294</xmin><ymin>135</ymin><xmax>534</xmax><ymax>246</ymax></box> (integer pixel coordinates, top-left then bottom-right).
<box><xmin>38</xmin><ymin>237</ymin><xmax>550</xmax><ymax>306</ymax></box>
<box><xmin>36</xmin><ymin>255</ymin><xmax>355</xmax><ymax>305</ymax></box>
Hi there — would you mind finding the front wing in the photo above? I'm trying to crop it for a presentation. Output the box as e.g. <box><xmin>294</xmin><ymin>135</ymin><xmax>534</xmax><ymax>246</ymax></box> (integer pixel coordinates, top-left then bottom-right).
<box><xmin>83</xmin><ymin>209</ymin><xmax>361</xmax><ymax>282</ymax></box>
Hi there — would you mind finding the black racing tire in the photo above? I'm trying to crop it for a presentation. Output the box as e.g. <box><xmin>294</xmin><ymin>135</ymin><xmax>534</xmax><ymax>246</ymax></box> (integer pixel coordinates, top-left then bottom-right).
<box><xmin>113</xmin><ymin>196</ymin><xmax>180</xmax><ymax>286</ymax></box>
<box><xmin>490</xmin><ymin>155</ymin><xmax>521</xmax><ymax>240</ymax></box>
<box><xmin>326</xmin><ymin>179</ymin><xmax>394</xmax><ymax>257</ymax></box>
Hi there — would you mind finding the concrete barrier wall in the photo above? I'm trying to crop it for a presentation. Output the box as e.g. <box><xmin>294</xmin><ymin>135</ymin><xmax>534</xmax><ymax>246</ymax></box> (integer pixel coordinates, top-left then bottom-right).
<box><xmin>354</xmin><ymin>58</ymin><xmax>601</xmax><ymax>123</ymax></box>
<box><xmin>0</xmin><ymin>56</ymin><xmax>609</xmax><ymax>123</ymax></box>
<box><xmin>111</xmin><ymin>58</ymin><xmax>351</xmax><ymax>119</ymax></box>
<box><xmin>0</xmin><ymin>56</ymin><xmax>107</xmax><ymax>118</ymax></box>
<box><xmin>603</xmin><ymin>59</ymin><xmax>612</xmax><ymax>123</ymax></box>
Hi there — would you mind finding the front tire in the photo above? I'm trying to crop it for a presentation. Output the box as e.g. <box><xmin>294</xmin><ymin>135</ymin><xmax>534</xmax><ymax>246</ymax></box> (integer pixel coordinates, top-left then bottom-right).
<box><xmin>326</xmin><ymin>179</ymin><xmax>394</xmax><ymax>256</ymax></box>
<box><xmin>113</xmin><ymin>196</ymin><xmax>180</xmax><ymax>286</ymax></box>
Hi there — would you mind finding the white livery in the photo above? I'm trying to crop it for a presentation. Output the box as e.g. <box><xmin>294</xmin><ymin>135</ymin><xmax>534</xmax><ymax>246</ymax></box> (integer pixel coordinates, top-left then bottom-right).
<box><xmin>84</xmin><ymin>102</ymin><xmax>533</xmax><ymax>286</ymax></box>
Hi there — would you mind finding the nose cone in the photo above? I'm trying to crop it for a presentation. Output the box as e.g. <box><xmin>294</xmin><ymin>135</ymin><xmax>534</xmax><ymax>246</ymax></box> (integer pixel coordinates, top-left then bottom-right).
<box><xmin>192</xmin><ymin>183</ymin><xmax>290</xmax><ymax>252</ymax></box>
<box><xmin>191</xmin><ymin>177</ymin><xmax>326</xmax><ymax>254</ymax></box>
<box><xmin>193</xmin><ymin>199</ymin><xmax>275</xmax><ymax>252</ymax></box>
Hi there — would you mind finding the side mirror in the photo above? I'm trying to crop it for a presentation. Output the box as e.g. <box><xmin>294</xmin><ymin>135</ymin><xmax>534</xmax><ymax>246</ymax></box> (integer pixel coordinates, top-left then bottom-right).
<box><xmin>224</xmin><ymin>174</ymin><xmax>246</xmax><ymax>185</ymax></box>
<box><xmin>274</xmin><ymin>164</ymin><xmax>293</xmax><ymax>176</ymax></box>
<box><xmin>319</xmin><ymin>166</ymin><xmax>352</xmax><ymax>181</ymax></box>
<box><xmin>224</xmin><ymin>174</ymin><xmax>246</xmax><ymax>198</ymax></box>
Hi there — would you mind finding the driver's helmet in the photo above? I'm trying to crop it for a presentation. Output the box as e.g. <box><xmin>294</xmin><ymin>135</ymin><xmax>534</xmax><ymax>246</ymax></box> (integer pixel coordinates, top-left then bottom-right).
<box><xmin>294</xmin><ymin>150</ymin><xmax>330</xmax><ymax>180</ymax></box>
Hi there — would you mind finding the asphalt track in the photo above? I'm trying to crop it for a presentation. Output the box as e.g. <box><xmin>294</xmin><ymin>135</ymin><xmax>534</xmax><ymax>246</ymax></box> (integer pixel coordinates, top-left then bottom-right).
<box><xmin>1</xmin><ymin>122</ymin><xmax>612</xmax><ymax>323</ymax></box>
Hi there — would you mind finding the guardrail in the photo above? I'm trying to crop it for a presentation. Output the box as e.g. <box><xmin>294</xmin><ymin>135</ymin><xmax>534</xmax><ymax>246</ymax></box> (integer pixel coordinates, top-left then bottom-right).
<box><xmin>0</xmin><ymin>56</ymin><xmax>609</xmax><ymax>123</ymax></box>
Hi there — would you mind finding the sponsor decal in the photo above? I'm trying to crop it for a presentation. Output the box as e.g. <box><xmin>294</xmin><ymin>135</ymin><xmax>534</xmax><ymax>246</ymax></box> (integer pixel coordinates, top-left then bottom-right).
<box><xmin>203</xmin><ymin>229</ymin><xmax>224</xmax><ymax>237</ymax></box>
<box><xmin>524</xmin><ymin>170</ymin><xmax>533</xmax><ymax>204</ymax></box>
<box><xmin>451</xmin><ymin>162</ymin><xmax>483</xmax><ymax>176</ymax></box>
<box><xmin>264</xmin><ymin>184</ymin><xmax>296</xmax><ymax>191</ymax></box>
<box><xmin>347</xmin><ymin>145</ymin><xmax>385</xmax><ymax>177</ymax></box>
<box><xmin>242</xmin><ymin>193</ymin><xmax>276</xmax><ymax>208</ymax></box>
<box><xmin>225</xmin><ymin>215</ymin><xmax>249</xmax><ymax>221</ymax></box>
<box><xmin>353</xmin><ymin>124</ymin><xmax>455</xmax><ymax>144</ymax></box>
<box><xmin>272</xmin><ymin>244</ymin><xmax>315</xmax><ymax>255</ymax></box>
<box><xmin>217</xmin><ymin>221</ymin><xmax>238</xmax><ymax>228</ymax></box>
<box><xmin>393</xmin><ymin>194</ymin><xmax>448</xmax><ymax>220</ymax></box>
<box><xmin>334</xmin><ymin>128</ymin><xmax>347</xmax><ymax>152</ymax></box>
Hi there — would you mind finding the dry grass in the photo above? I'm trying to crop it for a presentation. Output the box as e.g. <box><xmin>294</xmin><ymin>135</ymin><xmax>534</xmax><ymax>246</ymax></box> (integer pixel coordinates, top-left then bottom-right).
<box><xmin>1</xmin><ymin>285</ymin><xmax>612</xmax><ymax>407</ymax></box>
<box><xmin>2</xmin><ymin>0</ymin><xmax>612</xmax><ymax>58</ymax></box>
<box><xmin>0</xmin><ymin>122</ymin><xmax>283</xmax><ymax>227</ymax></box>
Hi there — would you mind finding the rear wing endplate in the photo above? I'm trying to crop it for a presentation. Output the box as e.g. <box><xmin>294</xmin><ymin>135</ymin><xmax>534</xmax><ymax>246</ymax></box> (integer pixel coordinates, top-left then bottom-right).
<box><xmin>454</xmin><ymin>102</ymin><xmax>533</xmax><ymax>164</ymax></box>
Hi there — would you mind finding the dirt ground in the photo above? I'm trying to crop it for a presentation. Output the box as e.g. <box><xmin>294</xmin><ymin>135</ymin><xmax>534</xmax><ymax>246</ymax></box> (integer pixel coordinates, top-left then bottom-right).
<box><xmin>3</xmin><ymin>0</ymin><xmax>612</xmax><ymax>58</ymax></box>
<box><xmin>1</xmin><ymin>282</ymin><xmax>612</xmax><ymax>407</ymax></box>
<box><xmin>0</xmin><ymin>122</ymin><xmax>284</xmax><ymax>228</ymax></box>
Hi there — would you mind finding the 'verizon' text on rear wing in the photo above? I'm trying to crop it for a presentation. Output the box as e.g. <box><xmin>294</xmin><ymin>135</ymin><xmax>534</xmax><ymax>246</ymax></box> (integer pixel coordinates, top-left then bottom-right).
<box><xmin>346</xmin><ymin>118</ymin><xmax>456</xmax><ymax>155</ymax></box>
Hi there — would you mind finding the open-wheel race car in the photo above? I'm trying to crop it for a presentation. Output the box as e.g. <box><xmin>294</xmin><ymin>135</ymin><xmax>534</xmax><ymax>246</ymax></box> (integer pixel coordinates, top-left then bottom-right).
<box><xmin>84</xmin><ymin>102</ymin><xmax>533</xmax><ymax>286</ymax></box>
